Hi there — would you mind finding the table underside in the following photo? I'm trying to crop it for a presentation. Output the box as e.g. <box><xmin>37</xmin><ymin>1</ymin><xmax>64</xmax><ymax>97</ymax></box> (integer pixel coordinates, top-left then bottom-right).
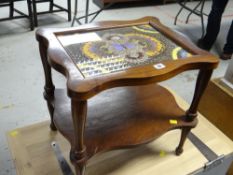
<box><xmin>53</xmin><ymin>84</ymin><xmax>196</xmax><ymax>159</ymax></box>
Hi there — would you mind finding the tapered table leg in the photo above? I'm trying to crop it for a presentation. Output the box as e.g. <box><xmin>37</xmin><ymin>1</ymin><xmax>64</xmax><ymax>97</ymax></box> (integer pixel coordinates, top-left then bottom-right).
<box><xmin>176</xmin><ymin>68</ymin><xmax>213</xmax><ymax>155</ymax></box>
<box><xmin>70</xmin><ymin>100</ymin><xmax>88</xmax><ymax>175</ymax></box>
<box><xmin>38</xmin><ymin>41</ymin><xmax>56</xmax><ymax>131</ymax></box>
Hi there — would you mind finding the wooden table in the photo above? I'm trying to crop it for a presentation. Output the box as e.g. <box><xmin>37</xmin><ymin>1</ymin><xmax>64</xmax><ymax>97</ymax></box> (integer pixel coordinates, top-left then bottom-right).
<box><xmin>36</xmin><ymin>16</ymin><xmax>218</xmax><ymax>175</ymax></box>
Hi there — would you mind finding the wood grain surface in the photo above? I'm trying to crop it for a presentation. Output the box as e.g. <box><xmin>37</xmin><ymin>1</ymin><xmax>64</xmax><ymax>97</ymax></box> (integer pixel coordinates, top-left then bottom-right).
<box><xmin>36</xmin><ymin>16</ymin><xmax>218</xmax><ymax>99</ymax></box>
<box><xmin>7</xmin><ymin>91</ymin><xmax>233</xmax><ymax>175</ymax></box>
<box><xmin>36</xmin><ymin>17</ymin><xmax>219</xmax><ymax>174</ymax></box>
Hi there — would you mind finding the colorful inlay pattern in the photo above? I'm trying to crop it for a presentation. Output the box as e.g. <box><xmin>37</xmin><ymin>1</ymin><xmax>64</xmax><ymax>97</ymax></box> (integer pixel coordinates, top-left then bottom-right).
<box><xmin>58</xmin><ymin>25</ymin><xmax>192</xmax><ymax>78</ymax></box>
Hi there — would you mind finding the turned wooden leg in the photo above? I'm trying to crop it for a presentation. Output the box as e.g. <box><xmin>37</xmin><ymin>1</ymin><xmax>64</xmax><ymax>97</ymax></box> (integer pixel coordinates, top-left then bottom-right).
<box><xmin>70</xmin><ymin>100</ymin><xmax>88</xmax><ymax>175</ymax></box>
<box><xmin>70</xmin><ymin>149</ymin><xmax>86</xmax><ymax>175</ymax></box>
<box><xmin>44</xmin><ymin>89</ymin><xmax>56</xmax><ymax>131</ymax></box>
<box><xmin>176</xmin><ymin>127</ymin><xmax>191</xmax><ymax>155</ymax></box>
<box><xmin>176</xmin><ymin>69</ymin><xmax>213</xmax><ymax>155</ymax></box>
<box><xmin>38</xmin><ymin>41</ymin><xmax>56</xmax><ymax>131</ymax></box>
<box><xmin>74</xmin><ymin>161</ymin><xmax>86</xmax><ymax>175</ymax></box>
<box><xmin>186</xmin><ymin>69</ymin><xmax>213</xmax><ymax>121</ymax></box>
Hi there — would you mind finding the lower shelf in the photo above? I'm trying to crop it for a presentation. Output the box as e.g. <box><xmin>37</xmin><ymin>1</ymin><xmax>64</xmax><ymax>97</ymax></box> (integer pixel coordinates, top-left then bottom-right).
<box><xmin>7</xmin><ymin>91</ymin><xmax>233</xmax><ymax>175</ymax></box>
<box><xmin>53</xmin><ymin>84</ymin><xmax>196</xmax><ymax>158</ymax></box>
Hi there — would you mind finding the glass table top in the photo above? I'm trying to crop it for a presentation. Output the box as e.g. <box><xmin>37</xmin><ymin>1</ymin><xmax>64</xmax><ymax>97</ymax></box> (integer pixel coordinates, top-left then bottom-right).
<box><xmin>57</xmin><ymin>24</ymin><xmax>191</xmax><ymax>78</ymax></box>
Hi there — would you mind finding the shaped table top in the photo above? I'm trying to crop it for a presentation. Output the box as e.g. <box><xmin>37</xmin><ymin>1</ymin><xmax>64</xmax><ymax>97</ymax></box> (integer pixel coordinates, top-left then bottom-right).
<box><xmin>36</xmin><ymin>16</ymin><xmax>218</xmax><ymax>99</ymax></box>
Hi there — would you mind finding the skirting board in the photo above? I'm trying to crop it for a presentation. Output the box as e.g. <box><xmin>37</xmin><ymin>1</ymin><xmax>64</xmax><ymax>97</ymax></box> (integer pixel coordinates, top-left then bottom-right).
<box><xmin>7</xmin><ymin>89</ymin><xmax>233</xmax><ymax>175</ymax></box>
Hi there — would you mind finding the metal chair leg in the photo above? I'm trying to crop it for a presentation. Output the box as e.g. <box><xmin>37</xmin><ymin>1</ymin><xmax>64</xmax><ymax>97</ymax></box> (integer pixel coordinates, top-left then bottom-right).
<box><xmin>199</xmin><ymin>0</ymin><xmax>206</xmax><ymax>38</ymax></box>
<box><xmin>90</xmin><ymin>2</ymin><xmax>114</xmax><ymax>23</ymax></box>
<box><xmin>85</xmin><ymin>0</ymin><xmax>90</xmax><ymax>24</ymax></box>
<box><xmin>174</xmin><ymin>0</ymin><xmax>188</xmax><ymax>25</ymax></box>
<box><xmin>32</xmin><ymin>0</ymin><xmax>38</xmax><ymax>27</ymax></box>
<box><xmin>67</xmin><ymin>0</ymin><xmax>71</xmax><ymax>21</ymax></box>
<box><xmin>71</xmin><ymin>0</ymin><xmax>78</xmax><ymax>26</ymax></box>
<box><xmin>49</xmin><ymin>0</ymin><xmax>54</xmax><ymax>12</ymax></box>
<box><xmin>27</xmin><ymin>0</ymin><xmax>34</xmax><ymax>30</ymax></box>
<box><xmin>175</xmin><ymin>0</ymin><xmax>207</xmax><ymax>37</ymax></box>
<box><xmin>72</xmin><ymin>0</ymin><xmax>115</xmax><ymax>26</ymax></box>
<box><xmin>9</xmin><ymin>0</ymin><xmax>14</xmax><ymax>18</ymax></box>
<box><xmin>185</xmin><ymin>0</ymin><xmax>202</xmax><ymax>24</ymax></box>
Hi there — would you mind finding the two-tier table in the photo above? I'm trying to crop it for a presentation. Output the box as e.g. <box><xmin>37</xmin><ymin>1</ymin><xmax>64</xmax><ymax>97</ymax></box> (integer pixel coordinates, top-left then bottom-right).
<box><xmin>36</xmin><ymin>17</ymin><xmax>219</xmax><ymax>175</ymax></box>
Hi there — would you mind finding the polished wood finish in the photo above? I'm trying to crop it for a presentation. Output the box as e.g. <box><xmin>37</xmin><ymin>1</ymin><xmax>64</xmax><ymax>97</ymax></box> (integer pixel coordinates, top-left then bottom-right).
<box><xmin>7</xmin><ymin>92</ymin><xmax>233</xmax><ymax>175</ymax></box>
<box><xmin>198</xmin><ymin>78</ymin><xmax>233</xmax><ymax>174</ymax></box>
<box><xmin>36</xmin><ymin>17</ymin><xmax>219</xmax><ymax>174</ymax></box>
<box><xmin>39</xmin><ymin>41</ymin><xmax>56</xmax><ymax>130</ymax></box>
<box><xmin>53</xmin><ymin>86</ymin><xmax>197</xmax><ymax>156</ymax></box>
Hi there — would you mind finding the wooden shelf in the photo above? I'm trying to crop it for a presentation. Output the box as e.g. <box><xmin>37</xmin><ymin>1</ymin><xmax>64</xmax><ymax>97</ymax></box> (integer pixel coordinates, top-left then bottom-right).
<box><xmin>53</xmin><ymin>84</ymin><xmax>196</xmax><ymax>158</ymax></box>
<box><xmin>36</xmin><ymin>17</ymin><xmax>218</xmax><ymax>174</ymax></box>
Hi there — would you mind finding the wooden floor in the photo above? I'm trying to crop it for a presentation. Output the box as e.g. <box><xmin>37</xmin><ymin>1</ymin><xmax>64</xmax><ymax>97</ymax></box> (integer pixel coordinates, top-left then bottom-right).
<box><xmin>7</xmin><ymin>90</ymin><xmax>233</xmax><ymax>175</ymax></box>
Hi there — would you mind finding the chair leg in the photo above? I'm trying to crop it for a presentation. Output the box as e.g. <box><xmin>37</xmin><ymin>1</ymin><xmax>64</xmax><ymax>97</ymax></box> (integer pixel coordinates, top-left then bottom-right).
<box><xmin>27</xmin><ymin>0</ymin><xmax>34</xmax><ymax>30</ymax></box>
<box><xmin>32</xmin><ymin>0</ymin><xmax>38</xmax><ymax>27</ymax></box>
<box><xmin>67</xmin><ymin>0</ymin><xmax>71</xmax><ymax>21</ymax></box>
<box><xmin>174</xmin><ymin>0</ymin><xmax>188</xmax><ymax>25</ymax></box>
<box><xmin>185</xmin><ymin>0</ymin><xmax>202</xmax><ymax>24</ymax></box>
<box><xmin>71</xmin><ymin>0</ymin><xmax>78</xmax><ymax>26</ymax></box>
<box><xmin>9</xmin><ymin>0</ymin><xmax>14</xmax><ymax>18</ymax></box>
<box><xmin>200</xmin><ymin>0</ymin><xmax>206</xmax><ymax>38</ymax></box>
<box><xmin>49</xmin><ymin>0</ymin><xmax>54</xmax><ymax>12</ymax></box>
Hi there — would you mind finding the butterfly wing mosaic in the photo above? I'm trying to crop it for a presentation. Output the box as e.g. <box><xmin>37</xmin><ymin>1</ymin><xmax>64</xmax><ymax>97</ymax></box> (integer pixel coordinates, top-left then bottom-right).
<box><xmin>60</xmin><ymin>25</ymin><xmax>191</xmax><ymax>77</ymax></box>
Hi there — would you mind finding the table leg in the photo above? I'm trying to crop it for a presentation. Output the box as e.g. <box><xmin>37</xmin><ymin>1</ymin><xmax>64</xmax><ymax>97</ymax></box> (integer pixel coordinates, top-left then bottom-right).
<box><xmin>176</xmin><ymin>68</ymin><xmax>213</xmax><ymax>155</ymax></box>
<box><xmin>70</xmin><ymin>100</ymin><xmax>88</xmax><ymax>175</ymax></box>
<box><xmin>176</xmin><ymin>127</ymin><xmax>191</xmax><ymax>155</ymax></box>
<box><xmin>38</xmin><ymin>42</ymin><xmax>56</xmax><ymax>131</ymax></box>
<box><xmin>187</xmin><ymin>69</ymin><xmax>213</xmax><ymax>121</ymax></box>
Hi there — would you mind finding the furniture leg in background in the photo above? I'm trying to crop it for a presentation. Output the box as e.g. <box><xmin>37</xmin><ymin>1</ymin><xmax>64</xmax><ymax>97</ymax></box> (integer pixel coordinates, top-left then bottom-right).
<box><xmin>71</xmin><ymin>0</ymin><xmax>114</xmax><ymax>26</ymax></box>
<box><xmin>174</xmin><ymin>0</ymin><xmax>208</xmax><ymax>38</ymax></box>
<box><xmin>0</xmin><ymin>0</ymin><xmax>34</xmax><ymax>30</ymax></box>
<box><xmin>31</xmin><ymin>0</ymin><xmax>71</xmax><ymax>27</ymax></box>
